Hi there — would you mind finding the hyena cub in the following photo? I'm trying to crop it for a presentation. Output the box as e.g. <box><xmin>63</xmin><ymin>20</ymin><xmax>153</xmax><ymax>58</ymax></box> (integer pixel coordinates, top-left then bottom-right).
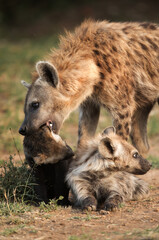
<box><xmin>66</xmin><ymin>127</ymin><xmax>151</xmax><ymax>211</ymax></box>
<box><xmin>23</xmin><ymin>121</ymin><xmax>73</xmax><ymax>165</ymax></box>
<box><xmin>23</xmin><ymin>121</ymin><xmax>74</xmax><ymax>204</ymax></box>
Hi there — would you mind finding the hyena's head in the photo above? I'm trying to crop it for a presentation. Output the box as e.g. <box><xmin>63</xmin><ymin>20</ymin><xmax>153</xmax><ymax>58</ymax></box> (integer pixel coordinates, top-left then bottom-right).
<box><xmin>98</xmin><ymin>127</ymin><xmax>151</xmax><ymax>174</ymax></box>
<box><xmin>23</xmin><ymin>121</ymin><xmax>74</xmax><ymax>165</ymax></box>
<box><xmin>19</xmin><ymin>61</ymin><xmax>69</xmax><ymax>136</ymax></box>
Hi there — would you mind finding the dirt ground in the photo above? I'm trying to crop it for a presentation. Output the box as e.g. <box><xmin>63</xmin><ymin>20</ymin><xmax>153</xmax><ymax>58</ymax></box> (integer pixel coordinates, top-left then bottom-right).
<box><xmin>0</xmin><ymin>170</ymin><xmax>158</xmax><ymax>240</ymax></box>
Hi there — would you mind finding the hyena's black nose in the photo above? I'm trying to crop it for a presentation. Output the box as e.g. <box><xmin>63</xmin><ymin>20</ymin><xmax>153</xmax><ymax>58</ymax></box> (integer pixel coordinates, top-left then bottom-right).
<box><xmin>19</xmin><ymin>126</ymin><xmax>27</xmax><ymax>136</ymax></box>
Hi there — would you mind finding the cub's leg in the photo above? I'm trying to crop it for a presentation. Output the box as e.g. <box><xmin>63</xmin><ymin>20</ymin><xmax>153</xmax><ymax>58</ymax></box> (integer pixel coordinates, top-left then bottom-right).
<box><xmin>104</xmin><ymin>192</ymin><xmax>123</xmax><ymax>211</ymax></box>
<box><xmin>78</xmin><ymin>98</ymin><xmax>100</xmax><ymax>144</ymax></box>
<box><xmin>69</xmin><ymin>176</ymin><xmax>97</xmax><ymax>210</ymax></box>
<box><xmin>130</xmin><ymin>103</ymin><xmax>154</xmax><ymax>156</ymax></box>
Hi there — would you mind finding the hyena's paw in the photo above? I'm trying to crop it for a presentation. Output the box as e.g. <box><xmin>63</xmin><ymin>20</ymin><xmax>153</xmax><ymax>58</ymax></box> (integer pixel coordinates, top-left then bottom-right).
<box><xmin>104</xmin><ymin>202</ymin><xmax>118</xmax><ymax>212</ymax></box>
<box><xmin>104</xmin><ymin>196</ymin><xmax>123</xmax><ymax>212</ymax></box>
<box><xmin>81</xmin><ymin>197</ymin><xmax>97</xmax><ymax>211</ymax></box>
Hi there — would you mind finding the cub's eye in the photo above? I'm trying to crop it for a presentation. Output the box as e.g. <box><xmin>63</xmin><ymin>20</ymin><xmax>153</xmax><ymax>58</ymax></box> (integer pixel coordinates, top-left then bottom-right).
<box><xmin>31</xmin><ymin>102</ymin><xmax>39</xmax><ymax>109</ymax></box>
<box><xmin>133</xmin><ymin>152</ymin><xmax>139</xmax><ymax>158</ymax></box>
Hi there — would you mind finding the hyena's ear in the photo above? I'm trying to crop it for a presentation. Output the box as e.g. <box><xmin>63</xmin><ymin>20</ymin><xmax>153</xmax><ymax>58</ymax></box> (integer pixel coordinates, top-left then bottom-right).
<box><xmin>21</xmin><ymin>80</ymin><xmax>31</xmax><ymax>89</ymax></box>
<box><xmin>102</xmin><ymin>126</ymin><xmax>116</xmax><ymax>137</ymax></box>
<box><xmin>98</xmin><ymin>137</ymin><xmax>115</xmax><ymax>159</ymax></box>
<box><xmin>36</xmin><ymin>61</ymin><xmax>59</xmax><ymax>88</ymax></box>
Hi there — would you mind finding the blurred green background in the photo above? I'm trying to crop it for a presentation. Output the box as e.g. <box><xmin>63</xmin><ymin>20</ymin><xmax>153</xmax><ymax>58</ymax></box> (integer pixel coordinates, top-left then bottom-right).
<box><xmin>0</xmin><ymin>0</ymin><xmax>159</xmax><ymax>164</ymax></box>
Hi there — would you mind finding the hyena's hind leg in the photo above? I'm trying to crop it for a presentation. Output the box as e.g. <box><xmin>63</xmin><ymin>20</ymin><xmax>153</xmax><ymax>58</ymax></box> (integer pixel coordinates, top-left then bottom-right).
<box><xmin>78</xmin><ymin>98</ymin><xmax>100</xmax><ymax>145</ymax></box>
<box><xmin>130</xmin><ymin>103</ymin><xmax>155</xmax><ymax>156</ymax></box>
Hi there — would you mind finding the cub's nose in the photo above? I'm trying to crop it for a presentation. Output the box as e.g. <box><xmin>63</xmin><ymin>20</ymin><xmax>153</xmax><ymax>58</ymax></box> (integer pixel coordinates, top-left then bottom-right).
<box><xmin>19</xmin><ymin>126</ymin><xmax>27</xmax><ymax>136</ymax></box>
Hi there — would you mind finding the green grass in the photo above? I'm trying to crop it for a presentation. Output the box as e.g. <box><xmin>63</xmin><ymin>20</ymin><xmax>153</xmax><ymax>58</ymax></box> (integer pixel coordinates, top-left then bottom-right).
<box><xmin>1</xmin><ymin>226</ymin><xmax>19</xmax><ymax>236</ymax></box>
<box><xmin>0</xmin><ymin>155</ymin><xmax>37</xmax><ymax>217</ymax></box>
<box><xmin>39</xmin><ymin>196</ymin><xmax>64</xmax><ymax>212</ymax></box>
<box><xmin>148</xmin><ymin>155</ymin><xmax>159</xmax><ymax>169</ymax></box>
<box><xmin>0</xmin><ymin>155</ymin><xmax>65</xmax><ymax>217</ymax></box>
<box><xmin>0</xmin><ymin>201</ymin><xmax>32</xmax><ymax>217</ymax></box>
<box><xmin>0</xmin><ymin>155</ymin><xmax>37</xmax><ymax>204</ymax></box>
<box><xmin>69</xmin><ymin>213</ymin><xmax>99</xmax><ymax>221</ymax></box>
<box><xmin>69</xmin><ymin>234</ymin><xmax>93</xmax><ymax>240</ymax></box>
<box><xmin>68</xmin><ymin>226</ymin><xmax>159</xmax><ymax>240</ymax></box>
<box><xmin>124</xmin><ymin>225</ymin><xmax>159</xmax><ymax>239</ymax></box>
<box><xmin>148</xmin><ymin>113</ymin><xmax>159</xmax><ymax>137</ymax></box>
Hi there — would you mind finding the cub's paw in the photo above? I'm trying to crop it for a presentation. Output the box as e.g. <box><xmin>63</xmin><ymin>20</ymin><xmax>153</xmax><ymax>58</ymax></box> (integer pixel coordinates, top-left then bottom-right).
<box><xmin>104</xmin><ymin>202</ymin><xmax>118</xmax><ymax>212</ymax></box>
<box><xmin>105</xmin><ymin>195</ymin><xmax>123</xmax><ymax>211</ymax></box>
<box><xmin>84</xmin><ymin>205</ymin><xmax>96</xmax><ymax>211</ymax></box>
<box><xmin>81</xmin><ymin>197</ymin><xmax>97</xmax><ymax>211</ymax></box>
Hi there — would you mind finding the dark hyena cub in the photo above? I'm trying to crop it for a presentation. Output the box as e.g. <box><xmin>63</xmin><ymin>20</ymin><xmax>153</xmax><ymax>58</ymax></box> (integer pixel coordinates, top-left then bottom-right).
<box><xmin>23</xmin><ymin>121</ymin><xmax>74</xmax><ymax>204</ymax></box>
<box><xmin>66</xmin><ymin>127</ymin><xmax>151</xmax><ymax>211</ymax></box>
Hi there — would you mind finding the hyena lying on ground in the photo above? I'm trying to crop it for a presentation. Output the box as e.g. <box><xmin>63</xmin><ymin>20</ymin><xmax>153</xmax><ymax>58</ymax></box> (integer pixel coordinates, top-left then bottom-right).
<box><xmin>66</xmin><ymin>127</ymin><xmax>151</xmax><ymax>211</ymax></box>
<box><xmin>23</xmin><ymin>121</ymin><xmax>74</xmax><ymax>204</ymax></box>
<box><xmin>19</xmin><ymin>19</ymin><xmax>159</xmax><ymax>155</ymax></box>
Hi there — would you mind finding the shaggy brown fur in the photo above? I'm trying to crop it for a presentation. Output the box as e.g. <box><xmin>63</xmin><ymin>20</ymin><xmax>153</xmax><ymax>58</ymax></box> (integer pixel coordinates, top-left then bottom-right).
<box><xmin>66</xmin><ymin>127</ymin><xmax>151</xmax><ymax>211</ymax></box>
<box><xmin>20</xmin><ymin>19</ymin><xmax>159</xmax><ymax>155</ymax></box>
<box><xmin>23</xmin><ymin>123</ymin><xmax>73</xmax><ymax>165</ymax></box>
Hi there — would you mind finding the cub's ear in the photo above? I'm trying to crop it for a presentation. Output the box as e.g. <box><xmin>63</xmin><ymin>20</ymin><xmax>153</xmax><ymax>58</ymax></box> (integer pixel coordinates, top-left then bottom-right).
<box><xmin>102</xmin><ymin>126</ymin><xmax>116</xmax><ymax>137</ymax></box>
<box><xmin>21</xmin><ymin>80</ymin><xmax>31</xmax><ymax>89</ymax></box>
<box><xmin>36</xmin><ymin>61</ymin><xmax>59</xmax><ymax>87</ymax></box>
<box><xmin>98</xmin><ymin>137</ymin><xmax>115</xmax><ymax>159</ymax></box>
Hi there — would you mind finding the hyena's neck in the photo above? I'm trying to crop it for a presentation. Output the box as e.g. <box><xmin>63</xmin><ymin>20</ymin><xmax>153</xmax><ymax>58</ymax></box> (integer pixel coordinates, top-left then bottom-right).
<box><xmin>53</xmin><ymin>57</ymin><xmax>99</xmax><ymax>111</ymax></box>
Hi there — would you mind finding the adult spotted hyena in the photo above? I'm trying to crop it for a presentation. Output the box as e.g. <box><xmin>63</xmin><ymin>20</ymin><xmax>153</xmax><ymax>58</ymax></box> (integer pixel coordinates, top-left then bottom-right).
<box><xmin>19</xmin><ymin>20</ymin><xmax>159</xmax><ymax>155</ymax></box>
<box><xmin>23</xmin><ymin>122</ymin><xmax>74</xmax><ymax>204</ymax></box>
<box><xmin>66</xmin><ymin>127</ymin><xmax>151</xmax><ymax>211</ymax></box>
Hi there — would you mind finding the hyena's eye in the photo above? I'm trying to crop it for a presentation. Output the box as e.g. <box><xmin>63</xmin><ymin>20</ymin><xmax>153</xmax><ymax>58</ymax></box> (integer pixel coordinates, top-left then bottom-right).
<box><xmin>133</xmin><ymin>152</ymin><xmax>139</xmax><ymax>158</ymax></box>
<box><xmin>31</xmin><ymin>102</ymin><xmax>39</xmax><ymax>110</ymax></box>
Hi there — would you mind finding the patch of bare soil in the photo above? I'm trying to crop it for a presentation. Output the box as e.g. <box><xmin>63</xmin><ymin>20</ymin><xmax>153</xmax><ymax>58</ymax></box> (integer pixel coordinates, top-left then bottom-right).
<box><xmin>0</xmin><ymin>169</ymin><xmax>158</xmax><ymax>240</ymax></box>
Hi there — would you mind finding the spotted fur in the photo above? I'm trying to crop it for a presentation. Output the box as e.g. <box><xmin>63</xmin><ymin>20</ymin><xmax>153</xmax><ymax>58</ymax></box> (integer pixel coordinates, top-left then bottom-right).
<box><xmin>20</xmin><ymin>19</ymin><xmax>159</xmax><ymax>155</ymax></box>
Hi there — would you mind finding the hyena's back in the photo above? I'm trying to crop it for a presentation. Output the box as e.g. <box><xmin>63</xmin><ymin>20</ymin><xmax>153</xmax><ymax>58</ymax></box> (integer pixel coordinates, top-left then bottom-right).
<box><xmin>75</xmin><ymin>20</ymin><xmax>159</xmax><ymax>105</ymax></box>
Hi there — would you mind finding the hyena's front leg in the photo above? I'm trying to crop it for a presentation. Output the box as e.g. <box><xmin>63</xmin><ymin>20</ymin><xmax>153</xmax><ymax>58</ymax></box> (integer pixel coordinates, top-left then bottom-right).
<box><xmin>69</xmin><ymin>176</ymin><xmax>97</xmax><ymax>211</ymax></box>
<box><xmin>130</xmin><ymin>103</ymin><xmax>154</xmax><ymax>156</ymax></box>
<box><xmin>104</xmin><ymin>192</ymin><xmax>123</xmax><ymax>211</ymax></box>
<box><xmin>78</xmin><ymin>98</ymin><xmax>100</xmax><ymax>144</ymax></box>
